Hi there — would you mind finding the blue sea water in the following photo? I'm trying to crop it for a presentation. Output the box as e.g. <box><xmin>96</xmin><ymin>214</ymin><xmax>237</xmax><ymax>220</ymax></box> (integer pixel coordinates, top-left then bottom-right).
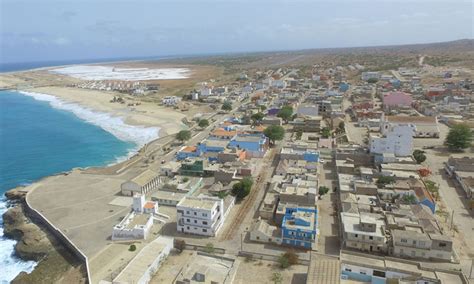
<box><xmin>0</xmin><ymin>90</ymin><xmax>135</xmax><ymax>282</ymax></box>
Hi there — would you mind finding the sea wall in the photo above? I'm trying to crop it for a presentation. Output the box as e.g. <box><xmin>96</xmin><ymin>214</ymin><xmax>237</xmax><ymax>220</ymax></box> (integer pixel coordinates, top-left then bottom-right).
<box><xmin>24</xmin><ymin>189</ymin><xmax>91</xmax><ymax>283</ymax></box>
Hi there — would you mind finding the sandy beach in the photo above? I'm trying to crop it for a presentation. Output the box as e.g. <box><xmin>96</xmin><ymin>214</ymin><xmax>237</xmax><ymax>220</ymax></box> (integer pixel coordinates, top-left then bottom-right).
<box><xmin>22</xmin><ymin>86</ymin><xmax>187</xmax><ymax>137</ymax></box>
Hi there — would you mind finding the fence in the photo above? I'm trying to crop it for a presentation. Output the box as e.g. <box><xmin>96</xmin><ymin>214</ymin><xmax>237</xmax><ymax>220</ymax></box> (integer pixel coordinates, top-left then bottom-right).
<box><xmin>238</xmin><ymin>250</ymin><xmax>310</xmax><ymax>265</ymax></box>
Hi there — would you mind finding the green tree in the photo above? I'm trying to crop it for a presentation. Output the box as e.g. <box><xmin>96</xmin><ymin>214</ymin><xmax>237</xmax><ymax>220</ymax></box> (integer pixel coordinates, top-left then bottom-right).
<box><xmin>278</xmin><ymin>251</ymin><xmax>299</xmax><ymax>269</ymax></box>
<box><xmin>413</xmin><ymin>150</ymin><xmax>426</xmax><ymax>164</ymax></box>
<box><xmin>222</xmin><ymin>101</ymin><xmax>233</xmax><ymax>111</ymax></box>
<box><xmin>338</xmin><ymin>121</ymin><xmax>345</xmax><ymax>133</ymax></box>
<box><xmin>295</xmin><ymin>129</ymin><xmax>303</xmax><ymax>140</ymax></box>
<box><xmin>198</xmin><ymin>119</ymin><xmax>209</xmax><ymax>128</ymax></box>
<box><xmin>277</xmin><ymin>106</ymin><xmax>293</xmax><ymax>122</ymax></box>
<box><xmin>251</xmin><ymin>112</ymin><xmax>265</xmax><ymax>125</ymax></box>
<box><xmin>264</xmin><ymin>125</ymin><xmax>285</xmax><ymax>144</ymax></box>
<box><xmin>318</xmin><ymin>186</ymin><xmax>330</xmax><ymax>196</ymax></box>
<box><xmin>402</xmin><ymin>194</ymin><xmax>417</xmax><ymax>204</ymax></box>
<box><xmin>231</xmin><ymin>177</ymin><xmax>253</xmax><ymax>199</ymax></box>
<box><xmin>260</xmin><ymin>105</ymin><xmax>267</xmax><ymax>111</ymax></box>
<box><xmin>376</xmin><ymin>175</ymin><xmax>396</xmax><ymax>188</ymax></box>
<box><xmin>445</xmin><ymin>124</ymin><xmax>473</xmax><ymax>151</ymax></box>
<box><xmin>129</xmin><ymin>244</ymin><xmax>136</xmax><ymax>252</ymax></box>
<box><xmin>176</xmin><ymin>130</ymin><xmax>191</xmax><ymax>142</ymax></box>
<box><xmin>321</xmin><ymin>127</ymin><xmax>331</xmax><ymax>138</ymax></box>
<box><xmin>367</xmin><ymin>78</ymin><xmax>378</xmax><ymax>84</ymax></box>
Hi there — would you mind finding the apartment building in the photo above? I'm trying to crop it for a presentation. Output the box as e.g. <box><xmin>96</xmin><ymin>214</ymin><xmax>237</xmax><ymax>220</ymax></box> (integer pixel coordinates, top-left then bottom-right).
<box><xmin>176</xmin><ymin>196</ymin><xmax>224</xmax><ymax>236</ymax></box>
<box><xmin>391</xmin><ymin>227</ymin><xmax>453</xmax><ymax>261</ymax></box>
<box><xmin>341</xmin><ymin>212</ymin><xmax>388</xmax><ymax>253</ymax></box>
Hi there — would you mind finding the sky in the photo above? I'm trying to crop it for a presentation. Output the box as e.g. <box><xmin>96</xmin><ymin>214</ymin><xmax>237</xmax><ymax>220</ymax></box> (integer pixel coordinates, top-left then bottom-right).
<box><xmin>1</xmin><ymin>0</ymin><xmax>473</xmax><ymax>63</ymax></box>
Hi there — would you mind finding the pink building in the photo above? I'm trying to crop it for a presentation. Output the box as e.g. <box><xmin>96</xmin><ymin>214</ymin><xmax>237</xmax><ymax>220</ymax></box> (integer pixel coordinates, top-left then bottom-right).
<box><xmin>383</xmin><ymin>91</ymin><xmax>413</xmax><ymax>110</ymax></box>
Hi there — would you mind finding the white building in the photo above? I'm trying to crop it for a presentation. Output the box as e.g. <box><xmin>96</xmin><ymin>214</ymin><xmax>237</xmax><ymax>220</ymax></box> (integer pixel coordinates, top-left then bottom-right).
<box><xmin>340</xmin><ymin>212</ymin><xmax>388</xmax><ymax>253</ymax></box>
<box><xmin>113</xmin><ymin>236</ymin><xmax>173</xmax><ymax>284</ymax></box>
<box><xmin>370</xmin><ymin>124</ymin><xmax>413</xmax><ymax>157</ymax></box>
<box><xmin>381</xmin><ymin>115</ymin><xmax>440</xmax><ymax>138</ymax></box>
<box><xmin>121</xmin><ymin>169</ymin><xmax>160</xmax><ymax>196</ymax></box>
<box><xmin>112</xmin><ymin>194</ymin><xmax>158</xmax><ymax>241</ymax></box>
<box><xmin>200</xmin><ymin>85</ymin><xmax>212</xmax><ymax>97</ymax></box>
<box><xmin>162</xmin><ymin>96</ymin><xmax>181</xmax><ymax>106</ymax></box>
<box><xmin>176</xmin><ymin>196</ymin><xmax>225</xmax><ymax>236</ymax></box>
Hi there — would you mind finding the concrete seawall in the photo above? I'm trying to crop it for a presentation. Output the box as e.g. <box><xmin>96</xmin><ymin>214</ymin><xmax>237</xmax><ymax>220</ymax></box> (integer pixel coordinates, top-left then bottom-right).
<box><xmin>24</xmin><ymin>188</ymin><xmax>92</xmax><ymax>283</ymax></box>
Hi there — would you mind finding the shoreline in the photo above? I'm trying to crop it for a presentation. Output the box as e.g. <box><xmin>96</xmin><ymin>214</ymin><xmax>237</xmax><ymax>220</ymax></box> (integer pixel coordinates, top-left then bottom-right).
<box><xmin>0</xmin><ymin>81</ymin><xmax>186</xmax><ymax>281</ymax></box>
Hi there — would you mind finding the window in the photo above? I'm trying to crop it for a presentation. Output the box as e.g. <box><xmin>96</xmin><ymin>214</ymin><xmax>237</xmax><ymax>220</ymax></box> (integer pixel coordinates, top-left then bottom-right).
<box><xmin>360</xmin><ymin>271</ymin><xmax>367</xmax><ymax>275</ymax></box>
<box><xmin>439</xmin><ymin>243</ymin><xmax>447</xmax><ymax>247</ymax></box>
<box><xmin>202</xmin><ymin>213</ymin><xmax>208</xmax><ymax>217</ymax></box>
<box><xmin>256</xmin><ymin>236</ymin><xmax>260</xmax><ymax>240</ymax></box>
<box><xmin>186</xmin><ymin>218</ymin><xmax>190</xmax><ymax>222</ymax></box>
<box><xmin>203</xmin><ymin>221</ymin><xmax>208</xmax><ymax>225</ymax></box>
<box><xmin>194</xmin><ymin>212</ymin><xmax>197</xmax><ymax>216</ymax></box>
<box><xmin>412</xmin><ymin>240</ymin><xmax>416</xmax><ymax>245</ymax></box>
<box><xmin>194</xmin><ymin>220</ymin><xmax>197</xmax><ymax>223</ymax></box>
<box><xmin>401</xmin><ymin>239</ymin><xmax>407</xmax><ymax>243</ymax></box>
<box><xmin>187</xmin><ymin>226</ymin><xmax>190</xmax><ymax>230</ymax></box>
<box><xmin>354</xmin><ymin>234</ymin><xmax>358</xmax><ymax>238</ymax></box>
<box><xmin>369</xmin><ymin>236</ymin><xmax>373</xmax><ymax>240</ymax></box>
<box><xmin>202</xmin><ymin>229</ymin><xmax>207</xmax><ymax>232</ymax></box>
<box><xmin>373</xmin><ymin>270</ymin><xmax>386</xmax><ymax>278</ymax></box>
<box><xmin>345</xmin><ymin>268</ymin><xmax>352</xmax><ymax>272</ymax></box>
<box><xmin>186</xmin><ymin>211</ymin><xmax>190</xmax><ymax>214</ymax></box>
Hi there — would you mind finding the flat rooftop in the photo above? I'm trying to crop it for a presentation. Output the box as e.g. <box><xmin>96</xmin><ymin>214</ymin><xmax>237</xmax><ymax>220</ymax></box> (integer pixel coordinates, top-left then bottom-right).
<box><xmin>177</xmin><ymin>196</ymin><xmax>218</xmax><ymax>211</ymax></box>
<box><xmin>114</xmin><ymin>237</ymin><xmax>172</xmax><ymax>283</ymax></box>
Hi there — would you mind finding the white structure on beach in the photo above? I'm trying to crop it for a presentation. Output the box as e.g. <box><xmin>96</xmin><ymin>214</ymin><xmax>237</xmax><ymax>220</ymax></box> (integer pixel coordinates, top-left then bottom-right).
<box><xmin>121</xmin><ymin>169</ymin><xmax>161</xmax><ymax>196</ymax></box>
<box><xmin>176</xmin><ymin>196</ymin><xmax>225</xmax><ymax>236</ymax></box>
<box><xmin>112</xmin><ymin>194</ymin><xmax>158</xmax><ymax>241</ymax></box>
<box><xmin>370</xmin><ymin>124</ymin><xmax>413</xmax><ymax>157</ymax></box>
<box><xmin>162</xmin><ymin>96</ymin><xmax>181</xmax><ymax>106</ymax></box>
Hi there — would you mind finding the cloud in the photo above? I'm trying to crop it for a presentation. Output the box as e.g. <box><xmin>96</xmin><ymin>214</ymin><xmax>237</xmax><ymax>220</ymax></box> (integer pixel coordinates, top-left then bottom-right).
<box><xmin>52</xmin><ymin>37</ymin><xmax>71</xmax><ymax>45</ymax></box>
<box><xmin>58</xmin><ymin>10</ymin><xmax>77</xmax><ymax>21</ymax></box>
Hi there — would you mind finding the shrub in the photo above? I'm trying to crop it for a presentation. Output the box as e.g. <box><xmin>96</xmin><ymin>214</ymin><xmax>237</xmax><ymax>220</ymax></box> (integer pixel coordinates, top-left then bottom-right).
<box><xmin>318</xmin><ymin>186</ymin><xmax>330</xmax><ymax>196</ymax></box>
<box><xmin>129</xmin><ymin>244</ymin><xmax>136</xmax><ymax>252</ymax></box>
<box><xmin>174</xmin><ymin>239</ymin><xmax>186</xmax><ymax>253</ymax></box>
<box><xmin>204</xmin><ymin>243</ymin><xmax>215</xmax><ymax>254</ymax></box>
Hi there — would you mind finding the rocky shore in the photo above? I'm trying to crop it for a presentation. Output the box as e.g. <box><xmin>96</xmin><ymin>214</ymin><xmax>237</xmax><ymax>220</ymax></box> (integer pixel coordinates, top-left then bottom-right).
<box><xmin>3</xmin><ymin>187</ymin><xmax>87</xmax><ymax>283</ymax></box>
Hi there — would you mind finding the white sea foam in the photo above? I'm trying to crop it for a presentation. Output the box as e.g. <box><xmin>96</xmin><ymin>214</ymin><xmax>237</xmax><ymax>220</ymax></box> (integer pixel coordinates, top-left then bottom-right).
<box><xmin>19</xmin><ymin>91</ymin><xmax>160</xmax><ymax>149</ymax></box>
<box><xmin>50</xmin><ymin>65</ymin><xmax>190</xmax><ymax>81</ymax></box>
<box><xmin>0</xmin><ymin>199</ymin><xmax>37</xmax><ymax>283</ymax></box>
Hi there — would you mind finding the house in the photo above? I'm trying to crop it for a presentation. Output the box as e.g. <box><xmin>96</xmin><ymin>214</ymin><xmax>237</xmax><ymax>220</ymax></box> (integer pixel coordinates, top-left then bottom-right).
<box><xmin>250</xmin><ymin>218</ymin><xmax>283</xmax><ymax>245</ymax></box>
<box><xmin>382</xmin><ymin>91</ymin><xmax>413</xmax><ymax>110</ymax></box>
<box><xmin>112</xmin><ymin>194</ymin><xmax>157</xmax><ymax>241</ymax></box>
<box><xmin>297</xmin><ymin>104</ymin><xmax>319</xmax><ymax>117</ymax></box>
<box><xmin>162</xmin><ymin>96</ymin><xmax>181</xmax><ymax>106</ymax></box>
<box><xmin>445</xmin><ymin>156</ymin><xmax>474</xmax><ymax>200</ymax></box>
<box><xmin>176</xmin><ymin>195</ymin><xmax>225</xmax><ymax>236</ymax></box>
<box><xmin>280</xmin><ymin>145</ymin><xmax>320</xmax><ymax>162</ymax></box>
<box><xmin>291</xmin><ymin>116</ymin><xmax>323</xmax><ymax>132</ymax></box>
<box><xmin>340</xmin><ymin>212</ymin><xmax>388</xmax><ymax>253</ymax></box>
<box><xmin>113</xmin><ymin>236</ymin><xmax>173</xmax><ymax>284</ymax></box>
<box><xmin>176</xmin><ymin>146</ymin><xmax>201</xmax><ymax>161</ymax></box>
<box><xmin>217</xmin><ymin>148</ymin><xmax>246</xmax><ymax>163</ymax></box>
<box><xmin>381</xmin><ymin>115</ymin><xmax>440</xmax><ymax>138</ymax></box>
<box><xmin>228</xmin><ymin>134</ymin><xmax>268</xmax><ymax>158</ymax></box>
<box><xmin>121</xmin><ymin>170</ymin><xmax>160</xmax><ymax>196</ymax></box>
<box><xmin>370</xmin><ymin>124</ymin><xmax>413</xmax><ymax>157</ymax></box>
<box><xmin>281</xmin><ymin>207</ymin><xmax>318</xmax><ymax>249</ymax></box>
<box><xmin>180</xmin><ymin>159</ymin><xmax>206</xmax><ymax>176</ymax></box>
<box><xmin>210</xmin><ymin>128</ymin><xmax>238</xmax><ymax>140</ymax></box>
<box><xmin>361</xmin><ymin>72</ymin><xmax>380</xmax><ymax>81</ymax></box>
<box><xmin>391</xmin><ymin>227</ymin><xmax>453</xmax><ymax>261</ymax></box>
<box><xmin>160</xmin><ymin>161</ymin><xmax>181</xmax><ymax>177</ymax></box>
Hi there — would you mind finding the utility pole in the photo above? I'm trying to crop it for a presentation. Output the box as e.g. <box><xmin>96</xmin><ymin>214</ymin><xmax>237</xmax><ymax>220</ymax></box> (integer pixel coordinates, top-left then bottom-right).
<box><xmin>450</xmin><ymin>209</ymin><xmax>454</xmax><ymax>231</ymax></box>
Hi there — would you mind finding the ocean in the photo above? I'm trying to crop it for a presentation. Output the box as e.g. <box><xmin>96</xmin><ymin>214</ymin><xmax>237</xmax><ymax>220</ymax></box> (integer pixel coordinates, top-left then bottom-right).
<box><xmin>0</xmin><ymin>90</ymin><xmax>158</xmax><ymax>282</ymax></box>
